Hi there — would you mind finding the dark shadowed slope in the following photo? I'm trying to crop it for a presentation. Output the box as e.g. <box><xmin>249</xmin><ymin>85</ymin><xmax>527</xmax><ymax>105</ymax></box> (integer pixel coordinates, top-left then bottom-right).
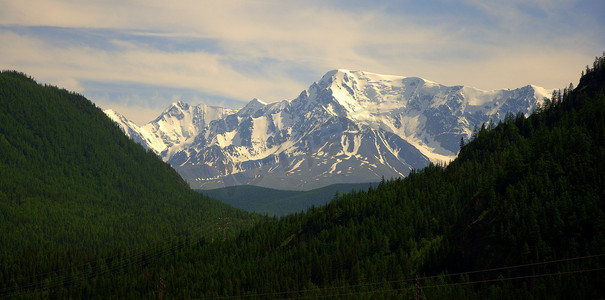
<box><xmin>0</xmin><ymin>71</ymin><xmax>256</xmax><ymax>296</ymax></box>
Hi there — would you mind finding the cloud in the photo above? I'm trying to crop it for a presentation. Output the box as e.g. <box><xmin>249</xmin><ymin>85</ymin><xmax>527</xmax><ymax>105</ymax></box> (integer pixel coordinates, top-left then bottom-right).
<box><xmin>0</xmin><ymin>28</ymin><xmax>307</xmax><ymax>99</ymax></box>
<box><xmin>1</xmin><ymin>0</ymin><xmax>604</xmax><ymax>123</ymax></box>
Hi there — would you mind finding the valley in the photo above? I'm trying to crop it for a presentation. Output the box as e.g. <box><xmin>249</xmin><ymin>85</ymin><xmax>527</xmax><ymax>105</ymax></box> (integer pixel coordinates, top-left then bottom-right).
<box><xmin>1</xmin><ymin>54</ymin><xmax>603</xmax><ymax>298</ymax></box>
<box><xmin>200</xmin><ymin>182</ymin><xmax>377</xmax><ymax>216</ymax></box>
<box><xmin>2</xmin><ymin>1</ymin><xmax>603</xmax><ymax>298</ymax></box>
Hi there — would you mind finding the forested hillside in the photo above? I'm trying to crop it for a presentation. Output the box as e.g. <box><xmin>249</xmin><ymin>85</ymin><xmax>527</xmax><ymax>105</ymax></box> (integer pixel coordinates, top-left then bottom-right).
<box><xmin>55</xmin><ymin>54</ymin><xmax>604</xmax><ymax>299</ymax></box>
<box><xmin>2</xmin><ymin>52</ymin><xmax>604</xmax><ymax>298</ymax></box>
<box><xmin>0</xmin><ymin>71</ymin><xmax>256</xmax><ymax>297</ymax></box>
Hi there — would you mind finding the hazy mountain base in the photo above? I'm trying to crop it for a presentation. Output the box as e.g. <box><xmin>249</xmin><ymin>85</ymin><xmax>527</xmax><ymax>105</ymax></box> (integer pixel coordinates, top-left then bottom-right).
<box><xmin>200</xmin><ymin>182</ymin><xmax>377</xmax><ymax>216</ymax></box>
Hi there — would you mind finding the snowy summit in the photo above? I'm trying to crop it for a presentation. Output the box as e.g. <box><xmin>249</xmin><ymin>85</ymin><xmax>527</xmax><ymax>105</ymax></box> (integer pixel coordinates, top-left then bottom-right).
<box><xmin>105</xmin><ymin>70</ymin><xmax>551</xmax><ymax>190</ymax></box>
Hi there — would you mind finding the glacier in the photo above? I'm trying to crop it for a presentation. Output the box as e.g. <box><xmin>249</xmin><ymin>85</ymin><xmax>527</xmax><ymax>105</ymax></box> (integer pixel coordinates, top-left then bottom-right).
<box><xmin>105</xmin><ymin>69</ymin><xmax>551</xmax><ymax>190</ymax></box>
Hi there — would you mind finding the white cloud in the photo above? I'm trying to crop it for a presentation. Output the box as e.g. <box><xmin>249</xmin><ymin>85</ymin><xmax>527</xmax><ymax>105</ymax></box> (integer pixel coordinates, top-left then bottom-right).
<box><xmin>1</xmin><ymin>0</ymin><xmax>603</xmax><ymax>123</ymax></box>
<box><xmin>0</xmin><ymin>29</ymin><xmax>306</xmax><ymax>100</ymax></box>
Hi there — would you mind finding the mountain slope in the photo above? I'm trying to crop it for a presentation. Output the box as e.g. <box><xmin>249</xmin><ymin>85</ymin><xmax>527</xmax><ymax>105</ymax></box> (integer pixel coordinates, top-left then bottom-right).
<box><xmin>0</xmin><ymin>71</ymin><xmax>259</xmax><ymax>247</ymax></box>
<box><xmin>106</xmin><ymin>101</ymin><xmax>235</xmax><ymax>156</ymax></box>
<box><xmin>108</xmin><ymin>70</ymin><xmax>550</xmax><ymax>190</ymax></box>
<box><xmin>62</xmin><ymin>54</ymin><xmax>604</xmax><ymax>298</ymax></box>
<box><xmin>0</xmin><ymin>71</ymin><xmax>255</xmax><ymax>296</ymax></box>
<box><xmin>7</xmin><ymin>54</ymin><xmax>604</xmax><ymax>298</ymax></box>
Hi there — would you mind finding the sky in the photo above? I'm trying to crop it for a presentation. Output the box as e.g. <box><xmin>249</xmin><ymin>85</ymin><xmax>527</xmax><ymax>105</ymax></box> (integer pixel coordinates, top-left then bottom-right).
<box><xmin>1</xmin><ymin>0</ymin><xmax>604</xmax><ymax>124</ymax></box>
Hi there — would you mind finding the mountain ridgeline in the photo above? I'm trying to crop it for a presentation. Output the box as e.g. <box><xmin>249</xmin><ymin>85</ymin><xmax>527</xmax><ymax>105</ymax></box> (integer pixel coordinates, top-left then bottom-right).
<box><xmin>201</xmin><ymin>182</ymin><xmax>378</xmax><ymax>216</ymax></box>
<box><xmin>13</xmin><ymin>55</ymin><xmax>602</xmax><ymax>298</ymax></box>
<box><xmin>107</xmin><ymin>70</ymin><xmax>551</xmax><ymax>190</ymax></box>
<box><xmin>0</xmin><ymin>71</ymin><xmax>256</xmax><ymax>297</ymax></box>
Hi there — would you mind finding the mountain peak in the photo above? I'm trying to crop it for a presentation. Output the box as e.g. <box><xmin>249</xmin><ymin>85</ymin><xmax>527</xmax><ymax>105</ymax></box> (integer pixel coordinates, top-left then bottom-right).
<box><xmin>250</xmin><ymin>98</ymin><xmax>267</xmax><ymax>105</ymax></box>
<box><xmin>103</xmin><ymin>108</ymin><xmax>117</xmax><ymax>116</ymax></box>
<box><xmin>172</xmin><ymin>100</ymin><xmax>190</xmax><ymax>110</ymax></box>
<box><xmin>322</xmin><ymin>69</ymin><xmax>444</xmax><ymax>89</ymax></box>
<box><xmin>238</xmin><ymin>98</ymin><xmax>267</xmax><ymax>116</ymax></box>
<box><xmin>104</xmin><ymin>109</ymin><xmax>130</xmax><ymax>125</ymax></box>
<box><xmin>319</xmin><ymin>69</ymin><xmax>355</xmax><ymax>86</ymax></box>
<box><xmin>156</xmin><ymin>100</ymin><xmax>190</xmax><ymax>117</ymax></box>
<box><xmin>107</xmin><ymin>69</ymin><xmax>551</xmax><ymax>190</ymax></box>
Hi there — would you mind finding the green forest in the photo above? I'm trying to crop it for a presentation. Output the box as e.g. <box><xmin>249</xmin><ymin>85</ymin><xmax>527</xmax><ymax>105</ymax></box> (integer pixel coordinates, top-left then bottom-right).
<box><xmin>1</xmin><ymin>52</ymin><xmax>605</xmax><ymax>299</ymax></box>
<box><xmin>0</xmin><ymin>71</ymin><xmax>257</xmax><ymax>298</ymax></box>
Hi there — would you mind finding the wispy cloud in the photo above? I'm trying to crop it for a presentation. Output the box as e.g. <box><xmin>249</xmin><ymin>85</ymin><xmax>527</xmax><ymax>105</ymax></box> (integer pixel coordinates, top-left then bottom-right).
<box><xmin>1</xmin><ymin>0</ymin><xmax>603</xmax><ymax>124</ymax></box>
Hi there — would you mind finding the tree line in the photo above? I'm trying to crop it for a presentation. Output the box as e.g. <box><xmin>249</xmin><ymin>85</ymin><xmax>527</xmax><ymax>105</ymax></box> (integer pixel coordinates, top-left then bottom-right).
<box><xmin>1</xmin><ymin>51</ymin><xmax>605</xmax><ymax>298</ymax></box>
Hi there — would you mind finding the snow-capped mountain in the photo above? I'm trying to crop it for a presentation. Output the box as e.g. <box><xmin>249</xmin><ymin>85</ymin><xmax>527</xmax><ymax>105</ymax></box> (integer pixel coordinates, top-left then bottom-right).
<box><xmin>105</xmin><ymin>69</ymin><xmax>551</xmax><ymax>190</ymax></box>
<box><xmin>106</xmin><ymin>102</ymin><xmax>236</xmax><ymax>157</ymax></box>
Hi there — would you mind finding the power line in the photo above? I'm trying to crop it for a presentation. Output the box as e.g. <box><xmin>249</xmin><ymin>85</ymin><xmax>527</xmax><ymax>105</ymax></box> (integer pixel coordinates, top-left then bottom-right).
<box><xmin>423</xmin><ymin>267</ymin><xmax>605</xmax><ymax>289</ymax></box>
<box><xmin>281</xmin><ymin>267</ymin><xmax>605</xmax><ymax>300</ymax></box>
<box><xmin>3</xmin><ymin>223</ymin><xmax>603</xmax><ymax>298</ymax></box>
<box><xmin>418</xmin><ymin>252</ymin><xmax>605</xmax><ymax>281</ymax></box>
<box><xmin>197</xmin><ymin>253</ymin><xmax>605</xmax><ymax>300</ymax></box>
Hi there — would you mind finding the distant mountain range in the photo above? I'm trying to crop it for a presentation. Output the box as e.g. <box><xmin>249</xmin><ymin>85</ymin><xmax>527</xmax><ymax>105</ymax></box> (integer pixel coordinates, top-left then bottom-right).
<box><xmin>106</xmin><ymin>69</ymin><xmax>551</xmax><ymax>190</ymax></box>
<box><xmin>201</xmin><ymin>182</ymin><xmax>377</xmax><ymax>216</ymax></box>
